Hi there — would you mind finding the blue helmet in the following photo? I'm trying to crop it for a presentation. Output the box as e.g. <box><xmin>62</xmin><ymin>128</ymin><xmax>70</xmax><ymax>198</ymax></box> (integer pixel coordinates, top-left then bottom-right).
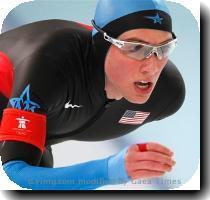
<box><xmin>92</xmin><ymin>0</ymin><xmax>172</xmax><ymax>37</ymax></box>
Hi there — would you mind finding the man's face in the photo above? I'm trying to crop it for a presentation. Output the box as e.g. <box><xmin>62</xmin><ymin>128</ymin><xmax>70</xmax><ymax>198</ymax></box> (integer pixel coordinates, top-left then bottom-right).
<box><xmin>104</xmin><ymin>28</ymin><xmax>173</xmax><ymax>104</ymax></box>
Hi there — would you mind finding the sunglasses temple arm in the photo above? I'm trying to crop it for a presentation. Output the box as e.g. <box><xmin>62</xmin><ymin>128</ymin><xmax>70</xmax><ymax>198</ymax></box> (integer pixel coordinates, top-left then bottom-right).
<box><xmin>91</xmin><ymin>20</ymin><xmax>106</xmax><ymax>35</ymax></box>
<box><xmin>91</xmin><ymin>20</ymin><xmax>124</xmax><ymax>48</ymax></box>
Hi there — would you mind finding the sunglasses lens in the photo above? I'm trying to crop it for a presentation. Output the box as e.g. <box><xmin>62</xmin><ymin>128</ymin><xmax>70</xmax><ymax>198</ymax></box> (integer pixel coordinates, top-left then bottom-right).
<box><xmin>161</xmin><ymin>41</ymin><xmax>177</xmax><ymax>58</ymax></box>
<box><xmin>121</xmin><ymin>44</ymin><xmax>153</xmax><ymax>60</ymax></box>
<box><xmin>120</xmin><ymin>40</ymin><xmax>177</xmax><ymax>61</ymax></box>
<box><xmin>121</xmin><ymin>43</ymin><xmax>144</xmax><ymax>52</ymax></box>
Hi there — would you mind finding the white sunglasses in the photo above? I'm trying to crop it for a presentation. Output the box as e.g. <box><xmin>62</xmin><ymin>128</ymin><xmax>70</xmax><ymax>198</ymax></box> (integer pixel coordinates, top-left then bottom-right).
<box><xmin>92</xmin><ymin>20</ymin><xmax>178</xmax><ymax>61</ymax></box>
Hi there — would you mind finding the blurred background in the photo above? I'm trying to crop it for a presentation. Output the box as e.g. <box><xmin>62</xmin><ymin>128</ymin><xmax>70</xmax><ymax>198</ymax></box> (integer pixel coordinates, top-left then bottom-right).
<box><xmin>1</xmin><ymin>0</ymin><xmax>200</xmax><ymax>190</ymax></box>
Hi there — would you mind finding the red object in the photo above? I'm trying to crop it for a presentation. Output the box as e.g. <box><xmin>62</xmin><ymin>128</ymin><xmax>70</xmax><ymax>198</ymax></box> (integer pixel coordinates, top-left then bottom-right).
<box><xmin>138</xmin><ymin>143</ymin><xmax>148</xmax><ymax>152</ymax></box>
<box><xmin>0</xmin><ymin>51</ymin><xmax>14</xmax><ymax>98</ymax></box>
<box><xmin>76</xmin><ymin>22</ymin><xmax>93</xmax><ymax>31</ymax></box>
<box><xmin>0</xmin><ymin>108</ymin><xmax>46</xmax><ymax>153</ymax></box>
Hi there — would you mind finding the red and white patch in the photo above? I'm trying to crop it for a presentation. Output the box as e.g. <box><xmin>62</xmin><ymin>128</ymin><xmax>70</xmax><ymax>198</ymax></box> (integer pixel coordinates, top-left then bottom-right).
<box><xmin>0</xmin><ymin>108</ymin><xmax>46</xmax><ymax>152</ymax></box>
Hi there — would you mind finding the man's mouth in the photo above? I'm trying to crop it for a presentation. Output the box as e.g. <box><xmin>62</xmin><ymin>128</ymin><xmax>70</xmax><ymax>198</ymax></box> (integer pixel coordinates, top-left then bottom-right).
<box><xmin>134</xmin><ymin>81</ymin><xmax>152</xmax><ymax>90</ymax></box>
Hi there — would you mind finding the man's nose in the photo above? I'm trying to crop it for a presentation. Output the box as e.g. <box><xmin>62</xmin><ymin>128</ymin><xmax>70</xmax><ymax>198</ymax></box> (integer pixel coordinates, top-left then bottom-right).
<box><xmin>139</xmin><ymin>55</ymin><xmax>160</xmax><ymax>76</ymax></box>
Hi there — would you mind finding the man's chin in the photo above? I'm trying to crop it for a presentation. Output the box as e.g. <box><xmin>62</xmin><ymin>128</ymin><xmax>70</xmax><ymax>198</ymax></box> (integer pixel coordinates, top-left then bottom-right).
<box><xmin>124</xmin><ymin>94</ymin><xmax>151</xmax><ymax>105</ymax></box>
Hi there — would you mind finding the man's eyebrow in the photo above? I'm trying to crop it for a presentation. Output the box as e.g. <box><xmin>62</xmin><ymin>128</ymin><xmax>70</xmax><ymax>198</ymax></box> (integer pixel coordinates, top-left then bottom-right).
<box><xmin>122</xmin><ymin>37</ymin><xmax>150</xmax><ymax>43</ymax></box>
<box><xmin>121</xmin><ymin>37</ymin><xmax>173</xmax><ymax>44</ymax></box>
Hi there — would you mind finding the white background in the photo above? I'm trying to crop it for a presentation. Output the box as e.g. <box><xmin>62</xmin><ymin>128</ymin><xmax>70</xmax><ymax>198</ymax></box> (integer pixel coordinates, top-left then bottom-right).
<box><xmin>0</xmin><ymin>0</ymin><xmax>204</xmax><ymax>198</ymax></box>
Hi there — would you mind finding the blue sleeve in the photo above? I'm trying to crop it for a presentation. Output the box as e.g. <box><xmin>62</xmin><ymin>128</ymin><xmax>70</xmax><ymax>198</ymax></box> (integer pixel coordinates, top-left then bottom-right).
<box><xmin>3</xmin><ymin>147</ymin><xmax>131</xmax><ymax>190</ymax></box>
<box><xmin>108</xmin><ymin>146</ymin><xmax>131</xmax><ymax>184</ymax></box>
<box><xmin>3</xmin><ymin>158</ymin><xmax>109</xmax><ymax>190</ymax></box>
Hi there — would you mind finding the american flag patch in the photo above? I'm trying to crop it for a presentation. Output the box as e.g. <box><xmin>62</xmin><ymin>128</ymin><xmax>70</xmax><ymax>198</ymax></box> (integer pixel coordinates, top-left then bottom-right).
<box><xmin>118</xmin><ymin>110</ymin><xmax>150</xmax><ymax>125</ymax></box>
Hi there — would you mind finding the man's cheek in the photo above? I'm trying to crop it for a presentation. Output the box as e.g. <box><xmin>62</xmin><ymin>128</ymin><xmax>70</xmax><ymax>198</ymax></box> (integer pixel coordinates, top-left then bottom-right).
<box><xmin>111</xmin><ymin>59</ymin><xmax>128</xmax><ymax>76</ymax></box>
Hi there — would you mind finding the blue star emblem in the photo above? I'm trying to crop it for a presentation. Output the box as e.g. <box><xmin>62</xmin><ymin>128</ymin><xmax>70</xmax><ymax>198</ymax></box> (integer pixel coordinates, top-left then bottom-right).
<box><xmin>9</xmin><ymin>85</ymin><xmax>40</xmax><ymax>112</ymax></box>
<box><xmin>145</xmin><ymin>13</ymin><xmax>164</xmax><ymax>24</ymax></box>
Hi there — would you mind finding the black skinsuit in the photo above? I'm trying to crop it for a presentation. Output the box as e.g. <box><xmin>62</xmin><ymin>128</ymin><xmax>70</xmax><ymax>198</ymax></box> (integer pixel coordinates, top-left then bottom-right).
<box><xmin>0</xmin><ymin>19</ymin><xmax>185</xmax><ymax>167</ymax></box>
